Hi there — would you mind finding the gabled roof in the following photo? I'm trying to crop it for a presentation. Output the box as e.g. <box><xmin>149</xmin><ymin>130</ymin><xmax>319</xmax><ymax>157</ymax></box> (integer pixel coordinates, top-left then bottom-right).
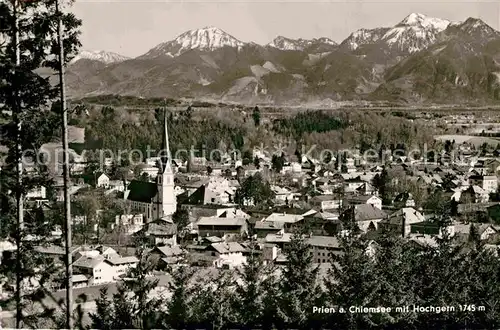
<box><xmin>203</xmin><ymin>236</ymin><xmax>223</xmax><ymax>243</ymax></box>
<box><xmin>386</xmin><ymin>207</ymin><xmax>425</xmax><ymax>225</ymax></box>
<box><xmin>210</xmin><ymin>242</ymin><xmax>246</xmax><ymax>254</ymax></box>
<box><xmin>353</xmin><ymin>204</ymin><xmax>387</xmax><ymax>222</ymax></box>
<box><xmin>94</xmin><ymin>245</ymin><xmax>117</xmax><ymax>255</ymax></box>
<box><xmin>197</xmin><ymin>216</ymin><xmax>247</xmax><ymax>227</ymax></box>
<box><xmin>311</xmin><ymin>211</ymin><xmax>339</xmax><ymax>220</ymax></box>
<box><xmin>106</xmin><ymin>256</ymin><xmax>139</xmax><ymax>265</ymax></box>
<box><xmin>254</xmin><ymin>221</ymin><xmax>285</xmax><ymax>230</ymax></box>
<box><xmin>73</xmin><ymin>255</ymin><xmax>105</xmax><ymax>269</ymax></box>
<box><xmin>265</xmin><ymin>233</ymin><xmax>292</xmax><ymax>243</ymax></box>
<box><xmin>264</xmin><ymin>213</ymin><xmax>303</xmax><ymax>224</ymax></box>
<box><xmin>127</xmin><ymin>180</ymin><xmax>158</xmax><ymax>203</ymax></box>
<box><xmin>356</xmin><ymin>182</ymin><xmax>377</xmax><ymax>192</ymax></box>
<box><xmin>72</xmin><ymin>274</ymin><xmax>88</xmax><ymax>283</ymax></box>
<box><xmin>153</xmin><ymin>245</ymin><xmax>184</xmax><ymax>257</ymax></box>
<box><xmin>454</xmin><ymin>223</ymin><xmax>497</xmax><ymax>236</ymax></box>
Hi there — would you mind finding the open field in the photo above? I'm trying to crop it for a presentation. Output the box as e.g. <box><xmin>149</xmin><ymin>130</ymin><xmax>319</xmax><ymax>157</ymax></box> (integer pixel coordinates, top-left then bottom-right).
<box><xmin>435</xmin><ymin>135</ymin><xmax>500</xmax><ymax>146</ymax></box>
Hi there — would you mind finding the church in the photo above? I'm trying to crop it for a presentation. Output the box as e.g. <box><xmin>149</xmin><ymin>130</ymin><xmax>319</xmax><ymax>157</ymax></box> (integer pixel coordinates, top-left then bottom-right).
<box><xmin>125</xmin><ymin>111</ymin><xmax>177</xmax><ymax>222</ymax></box>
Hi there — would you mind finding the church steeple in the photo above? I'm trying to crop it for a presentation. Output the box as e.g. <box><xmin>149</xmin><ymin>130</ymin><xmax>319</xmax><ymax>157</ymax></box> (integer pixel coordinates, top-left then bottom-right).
<box><xmin>163</xmin><ymin>108</ymin><xmax>170</xmax><ymax>158</ymax></box>
<box><xmin>156</xmin><ymin>107</ymin><xmax>176</xmax><ymax>219</ymax></box>
<box><xmin>159</xmin><ymin>108</ymin><xmax>171</xmax><ymax>174</ymax></box>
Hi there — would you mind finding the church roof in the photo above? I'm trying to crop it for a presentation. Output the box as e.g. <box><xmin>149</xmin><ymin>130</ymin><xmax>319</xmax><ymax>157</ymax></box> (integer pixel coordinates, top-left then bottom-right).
<box><xmin>127</xmin><ymin>180</ymin><xmax>158</xmax><ymax>203</ymax></box>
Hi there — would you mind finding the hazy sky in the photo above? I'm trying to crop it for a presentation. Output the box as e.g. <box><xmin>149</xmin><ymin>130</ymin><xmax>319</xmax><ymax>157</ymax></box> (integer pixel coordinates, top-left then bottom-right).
<box><xmin>71</xmin><ymin>0</ymin><xmax>500</xmax><ymax>58</ymax></box>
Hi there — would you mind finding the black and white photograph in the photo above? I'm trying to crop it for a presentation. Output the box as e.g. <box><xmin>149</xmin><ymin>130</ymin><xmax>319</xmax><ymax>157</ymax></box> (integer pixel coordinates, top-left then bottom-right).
<box><xmin>1</xmin><ymin>0</ymin><xmax>500</xmax><ymax>328</ymax></box>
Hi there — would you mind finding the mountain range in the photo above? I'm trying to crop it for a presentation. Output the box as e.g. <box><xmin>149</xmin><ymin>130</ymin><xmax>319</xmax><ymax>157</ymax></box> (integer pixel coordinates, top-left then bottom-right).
<box><xmin>64</xmin><ymin>13</ymin><xmax>500</xmax><ymax>104</ymax></box>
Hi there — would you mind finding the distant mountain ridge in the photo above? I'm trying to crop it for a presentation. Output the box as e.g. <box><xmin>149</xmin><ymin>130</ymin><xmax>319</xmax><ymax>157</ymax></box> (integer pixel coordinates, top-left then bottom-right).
<box><xmin>67</xmin><ymin>13</ymin><xmax>500</xmax><ymax>104</ymax></box>
<box><xmin>267</xmin><ymin>36</ymin><xmax>337</xmax><ymax>52</ymax></box>
<box><xmin>70</xmin><ymin>50</ymin><xmax>130</xmax><ymax>64</ymax></box>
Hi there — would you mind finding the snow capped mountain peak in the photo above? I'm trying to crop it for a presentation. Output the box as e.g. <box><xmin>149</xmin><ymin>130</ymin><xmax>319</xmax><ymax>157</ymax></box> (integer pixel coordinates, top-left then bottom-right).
<box><xmin>447</xmin><ymin>17</ymin><xmax>500</xmax><ymax>41</ymax></box>
<box><xmin>268</xmin><ymin>36</ymin><xmax>337</xmax><ymax>51</ymax></box>
<box><xmin>383</xmin><ymin>13</ymin><xmax>452</xmax><ymax>53</ymax></box>
<box><xmin>316</xmin><ymin>37</ymin><xmax>337</xmax><ymax>45</ymax></box>
<box><xmin>397</xmin><ymin>13</ymin><xmax>450</xmax><ymax>30</ymax></box>
<box><xmin>268</xmin><ymin>36</ymin><xmax>304</xmax><ymax>50</ymax></box>
<box><xmin>142</xmin><ymin>26</ymin><xmax>245</xmax><ymax>58</ymax></box>
<box><xmin>340</xmin><ymin>27</ymin><xmax>389</xmax><ymax>50</ymax></box>
<box><xmin>455</xmin><ymin>17</ymin><xmax>494</xmax><ymax>31</ymax></box>
<box><xmin>71</xmin><ymin>50</ymin><xmax>130</xmax><ymax>64</ymax></box>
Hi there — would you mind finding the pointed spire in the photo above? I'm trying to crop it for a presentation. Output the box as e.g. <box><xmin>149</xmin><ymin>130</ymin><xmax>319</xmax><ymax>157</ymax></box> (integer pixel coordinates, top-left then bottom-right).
<box><xmin>162</xmin><ymin>107</ymin><xmax>170</xmax><ymax>157</ymax></box>
<box><xmin>159</xmin><ymin>107</ymin><xmax>171</xmax><ymax>173</ymax></box>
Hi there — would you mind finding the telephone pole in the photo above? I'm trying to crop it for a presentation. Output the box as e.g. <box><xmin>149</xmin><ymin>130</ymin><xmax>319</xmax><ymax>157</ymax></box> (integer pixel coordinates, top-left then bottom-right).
<box><xmin>55</xmin><ymin>0</ymin><xmax>73</xmax><ymax>328</ymax></box>
<box><xmin>12</xmin><ymin>0</ymin><xmax>24</xmax><ymax>327</ymax></box>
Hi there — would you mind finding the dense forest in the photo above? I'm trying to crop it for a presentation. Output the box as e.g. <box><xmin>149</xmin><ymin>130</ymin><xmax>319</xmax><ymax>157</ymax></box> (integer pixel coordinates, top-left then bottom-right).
<box><xmin>72</xmin><ymin>104</ymin><xmax>439</xmax><ymax>163</ymax></box>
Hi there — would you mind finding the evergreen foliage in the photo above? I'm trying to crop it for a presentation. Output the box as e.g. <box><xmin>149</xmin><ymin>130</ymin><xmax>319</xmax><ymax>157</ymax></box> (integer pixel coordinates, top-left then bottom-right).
<box><xmin>235</xmin><ymin>172</ymin><xmax>274</xmax><ymax>207</ymax></box>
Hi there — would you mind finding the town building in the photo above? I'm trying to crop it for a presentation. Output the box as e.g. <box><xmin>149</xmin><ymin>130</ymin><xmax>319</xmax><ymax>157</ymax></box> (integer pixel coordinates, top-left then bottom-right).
<box><xmin>125</xmin><ymin>111</ymin><xmax>176</xmax><ymax>222</ymax></box>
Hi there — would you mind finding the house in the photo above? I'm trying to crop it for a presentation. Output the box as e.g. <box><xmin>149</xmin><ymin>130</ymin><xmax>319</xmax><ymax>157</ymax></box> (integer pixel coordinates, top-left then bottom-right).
<box><xmin>196</xmin><ymin>216</ymin><xmax>248</xmax><ymax>238</ymax></box>
<box><xmin>393</xmin><ymin>192</ymin><xmax>416</xmax><ymax>207</ymax></box>
<box><xmin>381</xmin><ymin>207</ymin><xmax>426</xmax><ymax>237</ymax></box>
<box><xmin>265</xmin><ymin>232</ymin><xmax>292</xmax><ymax>249</ymax></box>
<box><xmin>271</xmin><ymin>186</ymin><xmax>295</xmax><ymax>205</ymax></box>
<box><xmin>310</xmin><ymin>195</ymin><xmax>342</xmax><ymax>211</ymax></box>
<box><xmin>208</xmin><ymin>242</ymin><xmax>247</xmax><ymax>268</ymax></box>
<box><xmin>243</xmin><ymin>164</ymin><xmax>262</xmax><ymax>177</ymax></box>
<box><xmin>181</xmin><ymin>177</ymin><xmax>236</xmax><ymax>206</ymax></box>
<box><xmin>316</xmin><ymin>185</ymin><xmax>336</xmax><ymax>195</ymax></box>
<box><xmin>468</xmin><ymin>175</ymin><xmax>498</xmax><ymax>194</ymax></box>
<box><xmin>306</xmin><ymin>236</ymin><xmax>343</xmax><ymax>264</ymax></box>
<box><xmin>459</xmin><ymin>186</ymin><xmax>490</xmax><ymax>204</ymax></box>
<box><xmin>409</xmin><ymin>221</ymin><xmax>455</xmax><ymax>238</ymax></box>
<box><xmin>26</xmin><ymin>186</ymin><xmax>47</xmax><ymax>200</ymax></box>
<box><xmin>340</xmin><ymin>204</ymin><xmax>387</xmax><ymax>233</ymax></box>
<box><xmin>346</xmin><ymin>195</ymin><xmax>382</xmax><ymax>210</ymax></box>
<box><xmin>253</xmin><ymin>220</ymin><xmax>285</xmax><ymax>238</ymax></box>
<box><xmin>0</xmin><ymin>241</ymin><xmax>17</xmax><ymax>266</ymax></box>
<box><xmin>35</xmin><ymin>245</ymin><xmax>81</xmax><ymax>266</ymax></box>
<box><xmin>107</xmin><ymin>180</ymin><xmax>126</xmax><ymax>193</ymax></box>
<box><xmin>106</xmin><ymin>256</ymin><xmax>139</xmax><ymax>279</ymax></box>
<box><xmin>71</xmin><ymin>274</ymin><xmax>89</xmax><ymax>289</ymax></box>
<box><xmin>94</xmin><ymin>245</ymin><xmax>119</xmax><ymax>259</ymax></box>
<box><xmin>151</xmin><ymin>245</ymin><xmax>185</xmax><ymax>266</ymax></box>
<box><xmin>303</xmin><ymin>211</ymin><xmax>341</xmax><ymax>236</ymax></box>
<box><xmin>483</xmin><ymin>159</ymin><xmax>500</xmax><ymax>175</ymax></box>
<box><xmin>344</xmin><ymin>177</ymin><xmax>365</xmax><ymax>192</ymax></box>
<box><xmin>73</xmin><ymin>255</ymin><xmax>115</xmax><ymax>285</ymax></box>
<box><xmin>96</xmin><ymin>172</ymin><xmax>110</xmax><ymax>188</ymax></box>
<box><xmin>454</xmin><ymin>223</ymin><xmax>497</xmax><ymax>241</ymax></box>
<box><xmin>356</xmin><ymin>182</ymin><xmax>378</xmax><ymax>195</ymax></box>
<box><xmin>134</xmin><ymin>218</ymin><xmax>177</xmax><ymax>246</ymax></box>
<box><xmin>263</xmin><ymin>212</ymin><xmax>304</xmax><ymax>232</ymax></box>
<box><xmin>261</xmin><ymin>244</ymin><xmax>281</xmax><ymax>265</ymax></box>
<box><xmin>114</xmin><ymin>214</ymin><xmax>144</xmax><ymax>234</ymax></box>
<box><xmin>183</xmin><ymin>204</ymin><xmax>246</xmax><ymax>221</ymax></box>
<box><xmin>342</xmin><ymin>157</ymin><xmax>357</xmax><ymax>173</ymax></box>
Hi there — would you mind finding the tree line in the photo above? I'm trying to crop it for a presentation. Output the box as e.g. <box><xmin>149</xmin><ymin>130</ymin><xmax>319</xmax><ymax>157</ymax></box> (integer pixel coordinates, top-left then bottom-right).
<box><xmin>81</xmin><ymin>228</ymin><xmax>500</xmax><ymax>330</ymax></box>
